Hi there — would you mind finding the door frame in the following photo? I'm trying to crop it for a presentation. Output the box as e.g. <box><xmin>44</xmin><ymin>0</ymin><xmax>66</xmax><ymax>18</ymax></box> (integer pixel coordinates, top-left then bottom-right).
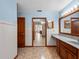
<box><xmin>32</xmin><ymin>17</ymin><xmax>47</xmax><ymax>47</ymax></box>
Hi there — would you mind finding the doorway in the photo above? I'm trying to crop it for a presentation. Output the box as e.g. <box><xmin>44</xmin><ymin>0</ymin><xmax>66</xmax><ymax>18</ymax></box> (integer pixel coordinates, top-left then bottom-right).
<box><xmin>32</xmin><ymin>17</ymin><xmax>47</xmax><ymax>47</ymax></box>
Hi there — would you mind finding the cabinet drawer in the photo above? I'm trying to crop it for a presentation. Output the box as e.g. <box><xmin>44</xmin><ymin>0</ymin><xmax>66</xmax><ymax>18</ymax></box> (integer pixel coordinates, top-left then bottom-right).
<box><xmin>59</xmin><ymin>40</ymin><xmax>77</xmax><ymax>55</ymax></box>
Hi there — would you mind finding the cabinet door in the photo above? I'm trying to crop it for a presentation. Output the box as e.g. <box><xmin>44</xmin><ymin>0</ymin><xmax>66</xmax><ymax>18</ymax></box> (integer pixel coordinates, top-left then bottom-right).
<box><xmin>60</xmin><ymin>44</ymin><xmax>67</xmax><ymax>59</ymax></box>
<box><xmin>66</xmin><ymin>49</ymin><xmax>76</xmax><ymax>59</ymax></box>
<box><xmin>56</xmin><ymin>39</ymin><xmax>60</xmax><ymax>54</ymax></box>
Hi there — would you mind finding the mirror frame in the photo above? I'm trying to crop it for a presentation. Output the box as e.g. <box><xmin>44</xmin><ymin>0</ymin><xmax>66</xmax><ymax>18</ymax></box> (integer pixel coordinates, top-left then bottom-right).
<box><xmin>59</xmin><ymin>9</ymin><xmax>79</xmax><ymax>36</ymax></box>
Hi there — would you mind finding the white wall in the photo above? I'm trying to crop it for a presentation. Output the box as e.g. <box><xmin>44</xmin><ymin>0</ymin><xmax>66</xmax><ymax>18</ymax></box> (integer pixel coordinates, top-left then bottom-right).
<box><xmin>47</xmin><ymin>29</ymin><xmax>56</xmax><ymax>45</ymax></box>
<box><xmin>0</xmin><ymin>0</ymin><xmax>17</xmax><ymax>59</ymax></box>
<box><xmin>0</xmin><ymin>20</ymin><xmax>17</xmax><ymax>59</ymax></box>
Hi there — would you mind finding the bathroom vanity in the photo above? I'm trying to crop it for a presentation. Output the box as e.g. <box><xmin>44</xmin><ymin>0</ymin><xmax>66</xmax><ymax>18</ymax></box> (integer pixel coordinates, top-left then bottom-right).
<box><xmin>52</xmin><ymin>34</ymin><xmax>79</xmax><ymax>59</ymax></box>
<box><xmin>53</xmin><ymin>5</ymin><xmax>79</xmax><ymax>59</ymax></box>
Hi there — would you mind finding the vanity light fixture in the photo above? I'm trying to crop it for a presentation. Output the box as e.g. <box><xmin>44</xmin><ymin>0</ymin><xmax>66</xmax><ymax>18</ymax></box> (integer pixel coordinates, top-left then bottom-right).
<box><xmin>62</xmin><ymin>5</ymin><xmax>79</xmax><ymax>16</ymax></box>
<box><xmin>74</xmin><ymin>5</ymin><xmax>78</xmax><ymax>10</ymax></box>
<box><xmin>71</xmin><ymin>8</ymin><xmax>74</xmax><ymax>12</ymax></box>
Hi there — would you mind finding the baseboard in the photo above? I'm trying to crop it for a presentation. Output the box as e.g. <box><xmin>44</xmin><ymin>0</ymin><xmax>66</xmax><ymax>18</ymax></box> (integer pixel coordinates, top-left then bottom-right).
<box><xmin>25</xmin><ymin>45</ymin><xmax>57</xmax><ymax>47</ymax></box>
<box><xmin>25</xmin><ymin>45</ymin><xmax>46</xmax><ymax>47</ymax></box>
<box><xmin>33</xmin><ymin>46</ymin><xmax>46</xmax><ymax>47</ymax></box>
<box><xmin>14</xmin><ymin>55</ymin><xmax>18</xmax><ymax>59</ymax></box>
<box><xmin>25</xmin><ymin>45</ymin><xmax>54</xmax><ymax>47</ymax></box>
<box><xmin>46</xmin><ymin>45</ymin><xmax>56</xmax><ymax>47</ymax></box>
<box><xmin>25</xmin><ymin>46</ymin><xmax>33</xmax><ymax>47</ymax></box>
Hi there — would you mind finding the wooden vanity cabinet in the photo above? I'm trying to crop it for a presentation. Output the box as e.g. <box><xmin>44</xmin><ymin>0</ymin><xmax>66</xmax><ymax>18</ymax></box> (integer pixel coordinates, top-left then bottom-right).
<box><xmin>66</xmin><ymin>48</ymin><xmax>77</xmax><ymax>59</ymax></box>
<box><xmin>59</xmin><ymin>44</ymin><xmax>68</xmax><ymax>59</ymax></box>
<box><xmin>56</xmin><ymin>39</ymin><xmax>60</xmax><ymax>54</ymax></box>
<box><xmin>56</xmin><ymin>39</ymin><xmax>78</xmax><ymax>59</ymax></box>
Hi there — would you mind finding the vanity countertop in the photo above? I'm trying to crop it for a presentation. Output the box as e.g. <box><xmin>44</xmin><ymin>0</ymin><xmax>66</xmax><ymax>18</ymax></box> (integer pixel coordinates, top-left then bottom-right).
<box><xmin>52</xmin><ymin>34</ymin><xmax>79</xmax><ymax>49</ymax></box>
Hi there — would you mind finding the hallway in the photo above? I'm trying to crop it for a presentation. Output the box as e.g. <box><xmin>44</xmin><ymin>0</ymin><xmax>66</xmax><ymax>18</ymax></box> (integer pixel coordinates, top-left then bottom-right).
<box><xmin>33</xmin><ymin>18</ymin><xmax>46</xmax><ymax>46</ymax></box>
<box><xmin>34</xmin><ymin>32</ymin><xmax>45</xmax><ymax>46</ymax></box>
<box><xmin>16</xmin><ymin>47</ymin><xmax>60</xmax><ymax>59</ymax></box>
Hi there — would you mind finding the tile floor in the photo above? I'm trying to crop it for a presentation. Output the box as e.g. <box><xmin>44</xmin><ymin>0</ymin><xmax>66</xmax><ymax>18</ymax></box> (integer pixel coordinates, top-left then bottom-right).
<box><xmin>16</xmin><ymin>47</ymin><xmax>61</xmax><ymax>59</ymax></box>
<box><xmin>34</xmin><ymin>32</ymin><xmax>45</xmax><ymax>46</ymax></box>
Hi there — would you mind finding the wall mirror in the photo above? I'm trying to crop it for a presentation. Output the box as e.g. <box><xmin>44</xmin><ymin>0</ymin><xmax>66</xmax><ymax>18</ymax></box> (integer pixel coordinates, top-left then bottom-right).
<box><xmin>59</xmin><ymin>9</ymin><xmax>79</xmax><ymax>36</ymax></box>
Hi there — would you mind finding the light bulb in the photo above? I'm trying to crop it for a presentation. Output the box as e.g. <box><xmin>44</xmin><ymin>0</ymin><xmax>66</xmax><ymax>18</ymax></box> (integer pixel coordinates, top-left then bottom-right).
<box><xmin>74</xmin><ymin>5</ymin><xmax>78</xmax><ymax>10</ymax></box>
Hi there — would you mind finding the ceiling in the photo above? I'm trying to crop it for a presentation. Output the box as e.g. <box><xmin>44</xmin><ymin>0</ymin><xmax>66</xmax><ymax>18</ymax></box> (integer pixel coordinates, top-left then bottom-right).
<box><xmin>17</xmin><ymin>0</ymin><xmax>73</xmax><ymax>12</ymax></box>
